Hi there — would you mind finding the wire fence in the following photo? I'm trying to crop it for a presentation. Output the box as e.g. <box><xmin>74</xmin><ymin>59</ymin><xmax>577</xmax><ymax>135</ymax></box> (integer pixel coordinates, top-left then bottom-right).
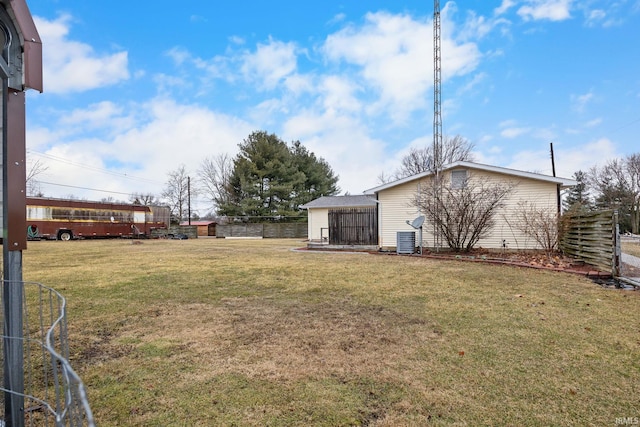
<box><xmin>620</xmin><ymin>234</ymin><xmax>640</xmax><ymax>285</ymax></box>
<box><xmin>1</xmin><ymin>281</ymin><xmax>95</xmax><ymax>426</ymax></box>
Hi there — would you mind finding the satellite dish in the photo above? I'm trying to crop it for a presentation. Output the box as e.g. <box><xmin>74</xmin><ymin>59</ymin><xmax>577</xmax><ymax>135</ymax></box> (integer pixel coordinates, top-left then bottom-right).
<box><xmin>406</xmin><ymin>215</ymin><xmax>425</xmax><ymax>229</ymax></box>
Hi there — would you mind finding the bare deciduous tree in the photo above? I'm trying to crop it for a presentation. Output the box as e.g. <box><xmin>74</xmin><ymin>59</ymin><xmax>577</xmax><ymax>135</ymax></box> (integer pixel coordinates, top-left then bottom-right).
<box><xmin>406</xmin><ymin>135</ymin><xmax>476</xmax><ymax>177</ymax></box>
<box><xmin>130</xmin><ymin>193</ymin><xmax>158</xmax><ymax>205</ymax></box>
<box><xmin>589</xmin><ymin>153</ymin><xmax>640</xmax><ymax>234</ymax></box>
<box><xmin>198</xmin><ymin>153</ymin><xmax>233</xmax><ymax>215</ymax></box>
<box><xmin>413</xmin><ymin>173</ymin><xmax>515</xmax><ymax>252</ymax></box>
<box><xmin>26</xmin><ymin>158</ymin><xmax>48</xmax><ymax>196</ymax></box>
<box><xmin>507</xmin><ymin>201</ymin><xmax>560</xmax><ymax>255</ymax></box>
<box><xmin>376</xmin><ymin>171</ymin><xmax>393</xmax><ymax>185</ymax></box>
<box><xmin>162</xmin><ymin>164</ymin><xmax>190</xmax><ymax>222</ymax></box>
<box><xmin>383</xmin><ymin>135</ymin><xmax>475</xmax><ymax>183</ymax></box>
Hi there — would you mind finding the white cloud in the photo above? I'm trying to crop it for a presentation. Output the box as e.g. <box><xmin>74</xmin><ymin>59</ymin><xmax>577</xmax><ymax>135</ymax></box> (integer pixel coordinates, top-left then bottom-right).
<box><xmin>283</xmin><ymin>74</ymin><xmax>315</xmax><ymax>97</ymax></box>
<box><xmin>501</xmin><ymin>127</ymin><xmax>531</xmax><ymax>138</ymax></box>
<box><xmin>328</xmin><ymin>13</ymin><xmax>347</xmax><ymax>25</ymax></box>
<box><xmin>166</xmin><ymin>47</ymin><xmax>191</xmax><ymax>66</ymax></box>
<box><xmin>585</xmin><ymin>9</ymin><xmax>607</xmax><ymax>26</ymax></box>
<box><xmin>498</xmin><ymin>120</ymin><xmax>531</xmax><ymax>138</ymax></box>
<box><xmin>190</xmin><ymin>15</ymin><xmax>207</xmax><ymax>23</ymax></box>
<box><xmin>453</xmin><ymin>4</ymin><xmax>511</xmax><ymax>42</ymax></box>
<box><xmin>323</xmin><ymin>12</ymin><xmax>431</xmax><ymax>120</ymax></box>
<box><xmin>58</xmin><ymin>101</ymin><xmax>134</xmax><ymax>135</ymax></box>
<box><xmin>34</xmin><ymin>15</ymin><xmax>130</xmax><ymax>94</ymax></box>
<box><xmin>322</xmin><ymin>11</ymin><xmax>481</xmax><ymax>123</ymax></box>
<box><xmin>320</xmin><ymin>76</ymin><xmax>362</xmax><ymax>113</ymax></box>
<box><xmin>228</xmin><ymin>35</ymin><xmax>245</xmax><ymax>45</ymax></box>
<box><xmin>584</xmin><ymin>118</ymin><xmax>602</xmax><ymax>127</ymax></box>
<box><xmin>30</xmin><ymin>98</ymin><xmax>253</xmax><ymax>202</ymax></box>
<box><xmin>282</xmin><ymin>111</ymin><xmax>387</xmax><ymax>194</ymax></box>
<box><xmin>240</xmin><ymin>38</ymin><xmax>298</xmax><ymax>90</ymax></box>
<box><xmin>495</xmin><ymin>0</ymin><xmax>517</xmax><ymax>15</ymax></box>
<box><xmin>517</xmin><ymin>0</ymin><xmax>574</xmax><ymax>21</ymax></box>
<box><xmin>571</xmin><ymin>91</ymin><xmax>594</xmax><ymax>112</ymax></box>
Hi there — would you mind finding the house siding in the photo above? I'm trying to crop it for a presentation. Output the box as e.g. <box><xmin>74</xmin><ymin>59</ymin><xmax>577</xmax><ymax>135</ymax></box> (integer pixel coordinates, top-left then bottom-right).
<box><xmin>307</xmin><ymin>207</ymin><xmax>330</xmax><ymax>241</ymax></box>
<box><xmin>378</xmin><ymin>169</ymin><xmax>560</xmax><ymax>251</ymax></box>
<box><xmin>377</xmin><ymin>180</ymin><xmax>424</xmax><ymax>249</ymax></box>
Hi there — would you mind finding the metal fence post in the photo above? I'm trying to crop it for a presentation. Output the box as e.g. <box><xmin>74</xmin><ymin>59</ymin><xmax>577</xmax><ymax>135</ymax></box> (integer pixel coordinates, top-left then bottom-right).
<box><xmin>613</xmin><ymin>210</ymin><xmax>621</xmax><ymax>277</ymax></box>
<box><xmin>0</xmin><ymin>2</ymin><xmax>42</xmax><ymax>425</ymax></box>
<box><xmin>3</xmin><ymin>258</ymin><xmax>24</xmax><ymax>427</ymax></box>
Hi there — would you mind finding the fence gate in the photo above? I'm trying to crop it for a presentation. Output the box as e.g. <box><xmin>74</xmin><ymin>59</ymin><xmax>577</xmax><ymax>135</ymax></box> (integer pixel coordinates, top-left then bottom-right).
<box><xmin>328</xmin><ymin>208</ymin><xmax>378</xmax><ymax>245</ymax></box>
<box><xmin>561</xmin><ymin>209</ymin><xmax>620</xmax><ymax>276</ymax></box>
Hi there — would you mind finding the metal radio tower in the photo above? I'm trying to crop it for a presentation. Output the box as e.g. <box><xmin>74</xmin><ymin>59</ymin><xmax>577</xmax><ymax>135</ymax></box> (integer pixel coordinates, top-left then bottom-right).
<box><xmin>433</xmin><ymin>0</ymin><xmax>442</xmax><ymax>171</ymax></box>
<box><xmin>432</xmin><ymin>0</ymin><xmax>443</xmax><ymax>250</ymax></box>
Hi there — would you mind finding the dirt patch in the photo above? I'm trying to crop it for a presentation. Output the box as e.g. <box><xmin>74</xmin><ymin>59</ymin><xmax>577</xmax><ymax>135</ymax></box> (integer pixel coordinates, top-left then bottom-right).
<box><xmin>125</xmin><ymin>298</ymin><xmax>442</xmax><ymax>383</ymax></box>
<box><xmin>74</xmin><ymin>326</ymin><xmax>134</xmax><ymax>366</ymax></box>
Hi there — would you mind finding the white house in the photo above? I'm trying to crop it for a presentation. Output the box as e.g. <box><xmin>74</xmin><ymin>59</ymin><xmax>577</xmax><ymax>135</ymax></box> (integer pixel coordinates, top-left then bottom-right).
<box><xmin>364</xmin><ymin>161</ymin><xmax>576</xmax><ymax>251</ymax></box>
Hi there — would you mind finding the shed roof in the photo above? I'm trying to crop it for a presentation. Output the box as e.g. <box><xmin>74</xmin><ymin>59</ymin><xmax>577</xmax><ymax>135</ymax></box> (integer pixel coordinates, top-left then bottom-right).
<box><xmin>300</xmin><ymin>195</ymin><xmax>377</xmax><ymax>209</ymax></box>
<box><xmin>180</xmin><ymin>220</ymin><xmax>216</xmax><ymax>226</ymax></box>
<box><xmin>364</xmin><ymin>161</ymin><xmax>577</xmax><ymax>194</ymax></box>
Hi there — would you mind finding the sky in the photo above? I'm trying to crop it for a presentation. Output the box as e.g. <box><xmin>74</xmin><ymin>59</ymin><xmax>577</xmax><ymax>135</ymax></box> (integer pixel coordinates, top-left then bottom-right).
<box><xmin>24</xmin><ymin>0</ymin><xmax>640</xmax><ymax>215</ymax></box>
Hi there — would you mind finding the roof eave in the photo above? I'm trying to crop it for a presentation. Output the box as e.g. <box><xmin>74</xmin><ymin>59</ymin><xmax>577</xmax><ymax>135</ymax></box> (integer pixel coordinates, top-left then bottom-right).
<box><xmin>366</xmin><ymin>161</ymin><xmax>577</xmax><ymax>194</ymax></box>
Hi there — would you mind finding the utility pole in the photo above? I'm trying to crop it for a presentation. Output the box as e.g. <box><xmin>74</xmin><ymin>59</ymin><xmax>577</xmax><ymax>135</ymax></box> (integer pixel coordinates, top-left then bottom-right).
<box><xmin>187</xmin><ymin>176</ymin><xmax>191</xmax><ymax>225</ymax></box>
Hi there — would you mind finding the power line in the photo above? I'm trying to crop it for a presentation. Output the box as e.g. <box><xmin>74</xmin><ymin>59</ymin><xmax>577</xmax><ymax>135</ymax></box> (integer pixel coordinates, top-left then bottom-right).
<box><xmin>28</xmin><ymin>149</ymin><xmax>163</xmax><ymax>185</ymax></box>
<box><xmin>37</xmin><ymin>181</ymin><xmax>140</xmax><ymax>197</ymax></box>
<box><xmin>606</xmin><ymin>117</ymin><xmax>640</xmax><ymax>135</ymax></box>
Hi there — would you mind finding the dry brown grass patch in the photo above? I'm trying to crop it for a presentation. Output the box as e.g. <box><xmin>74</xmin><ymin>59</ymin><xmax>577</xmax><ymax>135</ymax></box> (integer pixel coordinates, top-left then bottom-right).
<box><xmin>622</xmin><ymin>240</ymin><xmax>640</xmax><ymax>258</ymax></box>
<box><xmin>125</xmin><ymin>297</ymin><xmax>441</xmax><ymax>385</ymax></box>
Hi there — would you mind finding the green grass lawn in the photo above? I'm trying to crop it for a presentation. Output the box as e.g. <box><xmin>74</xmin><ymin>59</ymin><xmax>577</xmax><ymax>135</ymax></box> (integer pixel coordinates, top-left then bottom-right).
<box><xmin>23</xmin><ymin>238</ymin><xmax>640</xmax><ymax>426</ymax></box>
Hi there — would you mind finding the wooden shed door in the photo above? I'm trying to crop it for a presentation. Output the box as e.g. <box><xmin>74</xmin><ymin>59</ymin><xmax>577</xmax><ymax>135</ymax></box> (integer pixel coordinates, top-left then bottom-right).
<box><xmin>328</xmin><ymin>208</ymin><xmax>378</xmax><ymax>245</ymax></box>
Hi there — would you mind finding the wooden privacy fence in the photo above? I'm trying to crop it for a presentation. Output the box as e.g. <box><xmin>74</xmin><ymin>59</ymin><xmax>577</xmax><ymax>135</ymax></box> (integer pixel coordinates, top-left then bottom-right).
<box><xmin>561</xmin><ymin>209</ymin><xmax>620</xmax><ymax>275</ymax></box>
<box><xmin>216</xmin><ymin>222</ymin><xmax>307</xmax><ymax>239</ymax></box>
<box><xmin>328</xmin><ymin>208</ymin><xmax>378</xmax><ymax>245</ymax></box>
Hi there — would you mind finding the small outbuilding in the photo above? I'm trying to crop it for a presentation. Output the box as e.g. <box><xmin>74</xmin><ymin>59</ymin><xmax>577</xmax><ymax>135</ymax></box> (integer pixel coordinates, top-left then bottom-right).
<box><xmin>300</xmin><ymin>195</ymin><xmax>377</xmax><ymax>243</ymax></box>
<box><xmin>180</xmin><ymin>220</ymin><xmax>217</xmax><ymax>237</ymax></box>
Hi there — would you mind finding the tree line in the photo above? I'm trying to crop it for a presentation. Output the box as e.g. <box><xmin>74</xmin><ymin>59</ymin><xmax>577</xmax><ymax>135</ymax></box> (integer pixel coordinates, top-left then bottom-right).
<box><xmin>161</xmin><ymin>131</ymin><xmax>340</xmax><ymax>222</ymax></box>
<box><xmin>378</xmin><ymin>136</ymin><xmax>640</xmax><ymax>251</ymax></box>
<box><xmin>563</xmin><ymin>153</ymin><xmax>640</xmax><ymax>234</ymax></box>
<box><xmin>27</xmin><ymin>129</ymin><xmax>639</xmax><ymax>238</ymax></box>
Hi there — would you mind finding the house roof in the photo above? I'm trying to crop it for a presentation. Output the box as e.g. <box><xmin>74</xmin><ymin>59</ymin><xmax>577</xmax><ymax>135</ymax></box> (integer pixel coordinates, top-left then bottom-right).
<box><xmin>300</xmin><ymin>195</ymin><xmax>377</xmax><ymax>209</ymax></box>
<box><xmin>364</xmin><ymin>161</ymin><xmax>577</xmax><ymax>194</ymax></box>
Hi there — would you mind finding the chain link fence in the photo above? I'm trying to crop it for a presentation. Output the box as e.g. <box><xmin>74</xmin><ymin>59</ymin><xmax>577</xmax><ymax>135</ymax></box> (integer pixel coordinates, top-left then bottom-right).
<box><xmin>1</xmin><ymin>281</ymin><xmax>94</xmax><ymax>426</ymax></box>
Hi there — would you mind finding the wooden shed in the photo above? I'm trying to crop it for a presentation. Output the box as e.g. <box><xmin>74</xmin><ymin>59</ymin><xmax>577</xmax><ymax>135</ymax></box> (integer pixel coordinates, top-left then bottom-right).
<box><xmin>180</xmin><ymin>220</ymin><xmax>217</xmax><ymax>237</ymax></box>
<box><xmin>300</xmin><ymin>195</ymin><xmax>378</xmax><ymax>243</ymax></box>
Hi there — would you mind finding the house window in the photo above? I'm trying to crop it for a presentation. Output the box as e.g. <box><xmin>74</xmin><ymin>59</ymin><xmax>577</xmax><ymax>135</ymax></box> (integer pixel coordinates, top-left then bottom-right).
<box><xmin>451</xmin><ymin>169</ymin><xmax>468</xmax><ymax>189</ymax></box>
